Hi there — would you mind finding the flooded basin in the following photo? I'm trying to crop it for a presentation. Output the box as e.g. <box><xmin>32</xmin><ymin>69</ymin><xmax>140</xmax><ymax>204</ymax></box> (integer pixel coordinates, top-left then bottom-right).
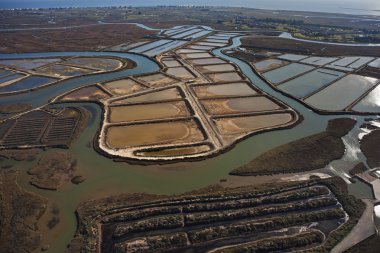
<box><xmin>103</xmin><ymin>78</ymin><xmax>145</xmax><ymax>95</ymax></box>
<box><xmin>206</xmin><ymin>72</ymin><xmax>243</xmax><ymax>82</ymax></box>
<box><xmin>135</xmin><ymin>73</ymin><xmax>178</xmax><ymax>87</ymax></box>
<box><xmin>64</xmin><ymin>57</ymin><xmax>123</xmax><ymax>71</ymax></box>
<box><xmin>36</xmin><ymin>64</ymin><xmax>93</xmax><ymax>77</ymax></box>
<box><xmin>330</xmin><ymin>56</ymin><xmax>375</xmax><ymax>69</ymax></box>
<box><xmin>185</xmin><ymin>30</ymin><xmax>212</xmax><ymax>40</ymax></box>
<box><xmin>0</xmin><ymin>75</ymin><xmax>58</xmax><ymax>93</ymax></box>
<box><xmin>164</xmin><ymin>26</ymin><xmax>191</xmax><ymax>36</ymax></box>
<box><xmin>0</xmin><ymin>59</ymin><xmax>27</xmax><ymax>68</ymax></box>
<box><xmin>375</xmin><ymin>205</ymin><xmax>380</xmax><ymax>227</ymax></box>
<box><xmin>0</xmin><ymin>69</ymin><xmax>15</xmax><ymax>78</ymax></box>
<box><xmin>305</xmin><ymin>74</ymin><xmax>378</xmax><ymax>111</ymax></box>
<box><xmin>278</xmin><ymin>68</ymin><xmax>345</xmax><ymax>98</ymax></box>
<box><xmin>204</xmin><ymin>39</ymin><xmax>229</xmax><ymax>44</ymax></box>
<box><xmin>129</xmin><ymin>39</ymin><xmax>172</xmax><ymax>53</ymax></box>
<box><xmin>176</xmin><ymin>49</ymin><xmax>205</xmax><ymax>54</ymax></box>
<box><xmin>325</xmin><ymin>65</ymin><xmax>354</xmax><ymax>72</ymax></box>
<box><xmin>253</xmin><ymin>59</ymin><xmax>288</xmax><ymax>72</ymax></box>
<box><xmin>192</xmin><ymin>82</ymin><xmax>258</xmax><ymax>98</ymax></box>
<box><xmin>0</xmin><ymin>58</ymin><xmax>61</xmax><ymax>70</ymax></box>
<box><xmin>195</xmin><ymin>42</ymin><xmax>227</xmax><ymax>47</ymax></box>
<box><xmin>263</xmin><ymin>63</ymin><xmax>315</xmax><ymax>84</ymax></box>
<box><xmin>197</xmin><ymin>64</ymin><xmax>236</xmax><ymax>72</ymax></box>
<box><xmin>0</xmin><ymin>73</ymin><xmax>26</xmax><ymax>85</ymax></box>
<box><xmin>135</xmin><ymin>144</ymin><xmax>211</xmax><ymax>157</ymax></box>
<box><xmin>109</xmin><ymin>101</ymin><xmax>190</xmax><ymax>123</ymax></box>
<box><xmin>143</xmin><ymin>40</ymin><xmax>188</xmax><ymax>57</ymax></box>
<box><xmin>346</xmin><ymin>57</ymin><xmax>374</xmax><ymax>69</ymax></box>
<box><xmin>188</xmin><ymin>45</ymin><xmax>215</xmax><ymax>50</ymax></box>
<box><xmin>213</xmin><ymin>113</ymin><xmax>295</xmax><ymax>135</ymax></box>
<box><xmin>331</xmin><ymin>57</ymin><xmax>362</xmax><ymax>67</ymax></box>
<box><xmin>300</xmin><ymin>57</ymin><xmax>338</xmax><ymax>66</ymax></box>
<box><xmin>207</xmin><ymin>35</ymin><xmax>231</xmax><ymax>40</ymax></box>
<box><xmin>171</xmin><ymin>28</ymin><xmax>203</xmax><ymax>39</ymax></box>
<box><xmin>106</xmin><ymin>120</ymin><xmax>205</xmax><ymax>148</ymax></box>
<box><xmin>190</xmin><ymin>58</ymin><xmax>227</xmax><ymax>65</ymax></box>
<box><xmin>161</xmin><ymin>59</ymin><xmax>182</xmax><ymax>67</ymax></box>
<box><xmin>165</xmin><ymin>67</ymin><xmax>195</xmax><ymax>79</ymax></box>
<box><xmin>201</xmin><ymin>96</ymin><xmax>281</xmax><ymax>115</ymax></box>
<box><xmin>278</xmin><ymin>54</ymin><xmax>308</xmax><ymax>61</ymax></box>
<box><xmin>111</xmin><ymin>88</ymin><xmax>182</xmax><ymax>105</ymax></box>
<box><xmin>369</xmin><ymin>58</ymin><xmax>380</xmax><ymax>68</ymax></box>
<box><xmin>183</xmin><ymin>52</ymin><xmax>214</xmax><ymax>59</ymax></box>
<box><xmin>59</xmin><ymin>86</ymin><xmax>110</xmax><ymax>101</ymax></box>
<box><xmin>352</xmin><ymin>84</ymin><xmax>380</xmax><ymax>113</ymax></box>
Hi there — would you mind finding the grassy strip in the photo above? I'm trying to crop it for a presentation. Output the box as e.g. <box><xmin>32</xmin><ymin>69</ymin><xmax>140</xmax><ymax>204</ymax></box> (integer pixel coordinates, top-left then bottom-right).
<box><xmin>360</xmin><ymin>129</ymin><xmax>380</xmax><ymax>169</ymax></box>
<box><xmin>231</xmin><ymin>118</ymin><xmax>356</xmax><ymax>176</ymax></box>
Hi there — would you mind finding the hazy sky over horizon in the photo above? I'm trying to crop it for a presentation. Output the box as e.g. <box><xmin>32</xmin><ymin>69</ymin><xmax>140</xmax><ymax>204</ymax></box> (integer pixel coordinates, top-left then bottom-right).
<box><xmin>1</xmin><ymin>0</ymin><xmax>380</xmax><ymax>15</ymax></box>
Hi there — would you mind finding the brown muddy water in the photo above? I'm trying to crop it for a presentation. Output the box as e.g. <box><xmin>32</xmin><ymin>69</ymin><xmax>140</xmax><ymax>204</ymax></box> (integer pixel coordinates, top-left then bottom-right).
<box><xmin>213</xmin><ymin>113</ymin><xmax>295</xmax><ymax>135</ymax></box>
<box><xmin>109</xmin><ymin>101</ymin><xmax>190</xmax><ymax>122</ymax></box>
<box><xmin>207</xmin><ymin>72</ymin><xmax>243</xmax><ymax>82</ymax></box>
<box><xmin>106</xmin><ymin>120</ymin><xmax>204</xmax><ymax>148</ymax></box>
<box><xmin>135</xmin><ymin>72</ymin><xmax>178</xmax><ymax>87</ymax></box>
<box><xmin>190</xmin><ymin>57</ymin><xmax>227</xmax><ymax>65</ymax></box>
<box><xmin>192</xmin><ymin>82</ymin><xmax>258</xmax><ymax>98</ymax></box>
<box><xmin>103</xmin><ymin>78</ymin><xmax>145</xmax><ymax>95</ymax></box>
<box><xmin>197</xmin><ymin>63</ymin><xmax>236</xmax><ymax>72</ymax></box>
<box><xmin>162</xmin><ymin>59</ymin><xmax>182</xmax><ymax>67</ymax></box>
<box><xmin>166</xmin><ymin>66</ymin><xmax>195</xmax><ymax>79</ymax></box>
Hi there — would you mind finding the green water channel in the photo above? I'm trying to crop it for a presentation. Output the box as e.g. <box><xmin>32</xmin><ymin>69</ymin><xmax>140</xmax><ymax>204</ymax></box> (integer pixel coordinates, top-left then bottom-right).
<box><xmin>0</xmin><ymin>36</ymin><xmax>376</xmax><ymax>252</ymax></box>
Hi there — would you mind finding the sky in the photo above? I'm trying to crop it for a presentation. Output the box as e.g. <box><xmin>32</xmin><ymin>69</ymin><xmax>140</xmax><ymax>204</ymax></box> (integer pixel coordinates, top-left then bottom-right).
<box><xmin>0</xmin><ymin>0</ymin><xmax>380</xmax><ymax>16</ymax></box>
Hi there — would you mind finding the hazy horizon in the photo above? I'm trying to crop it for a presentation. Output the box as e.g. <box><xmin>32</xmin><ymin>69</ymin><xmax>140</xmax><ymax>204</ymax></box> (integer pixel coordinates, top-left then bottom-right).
<box><xmin>1</xmin><ymin>0</ymin><xmax>380</xmax><ymax>16</ymax></box>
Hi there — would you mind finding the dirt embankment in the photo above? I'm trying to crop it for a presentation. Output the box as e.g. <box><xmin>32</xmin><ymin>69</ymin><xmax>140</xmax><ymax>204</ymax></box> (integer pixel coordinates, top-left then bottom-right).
<box><xmin>0</xmin><ymin>24</ymin><xmax>155</xmax><ymax>53</ymax></box>
<box><xmin>360</xmin><ymin>129</ymin><xmax>380</xmax><ymax>169</ymax></box>
<box><xmin>240</xmin><ymin>36</ymin><xmax>380</xmax><ymax>57</ymax></box>
<box><xmin>231</xmin><ymin>118</ymin><xmax>357</xmax><ymax>176</ymax></box>
<box><xmin>0</xmin><ymin>171</ymin><xmax>48</xmax><ymax>252</ymax></box>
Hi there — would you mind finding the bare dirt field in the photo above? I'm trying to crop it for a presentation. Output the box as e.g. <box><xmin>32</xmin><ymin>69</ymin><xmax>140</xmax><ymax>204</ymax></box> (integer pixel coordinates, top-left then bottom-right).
<box><xmin>241</xmin><ymin>36</ymin><xmax>380</xmax><ymax>57</ymax></box>
<box><xmin>0</xmin><ymin>24</ymin><xmax>155</xmax><ymax>53</ymax></box>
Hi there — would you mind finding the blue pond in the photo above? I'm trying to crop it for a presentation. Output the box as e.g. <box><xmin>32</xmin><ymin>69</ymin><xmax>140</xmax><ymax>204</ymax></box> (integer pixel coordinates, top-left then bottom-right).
<box><xmin>0</xmin><ymin>75</ymin><xmax>58</xmax><ymax>93</ymax></box>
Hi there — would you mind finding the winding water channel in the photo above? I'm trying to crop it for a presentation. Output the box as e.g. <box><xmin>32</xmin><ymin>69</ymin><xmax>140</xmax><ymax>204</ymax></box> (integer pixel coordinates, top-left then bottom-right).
<box><xmin>0</xmin><ymin>34</ymin><xmax>376</xmax><ymax>252</ymax></box>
